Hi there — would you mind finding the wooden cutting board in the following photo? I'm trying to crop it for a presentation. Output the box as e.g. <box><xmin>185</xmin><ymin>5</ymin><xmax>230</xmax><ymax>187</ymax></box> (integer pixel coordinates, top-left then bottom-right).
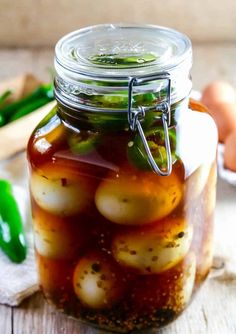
<box><xmin>0</xmin><ymin>100</ymin><xmax>56</xmax><ymax>161</ymax></box>
<box><xmin>0</xmin><ymin>74</ymin><xmax>56</xmax><ymax>161</ymax></box>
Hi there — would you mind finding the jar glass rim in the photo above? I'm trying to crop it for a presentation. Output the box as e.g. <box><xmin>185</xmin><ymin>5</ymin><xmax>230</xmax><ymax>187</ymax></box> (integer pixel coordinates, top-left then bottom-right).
<box><xmin>55</xmin><ymin>23</ymin><xmax>192</xmax><ymax>79</ymax></box>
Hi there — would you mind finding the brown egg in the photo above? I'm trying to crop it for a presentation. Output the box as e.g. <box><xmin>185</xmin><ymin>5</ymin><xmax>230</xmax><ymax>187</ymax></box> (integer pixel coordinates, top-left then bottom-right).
<box><xmin>206</xmin><ymin>102</ymin><xmax>236</xmax><ymax>142</ymax></box>
<box><xmin>201</xmin><ymin>81</ymin><xmax>236</xmax><ymax>109</ymax></box>
<box><xmin>224</xmin><ymin>131</ymin><xmax>236</xmax><ymax>172</ymax></box>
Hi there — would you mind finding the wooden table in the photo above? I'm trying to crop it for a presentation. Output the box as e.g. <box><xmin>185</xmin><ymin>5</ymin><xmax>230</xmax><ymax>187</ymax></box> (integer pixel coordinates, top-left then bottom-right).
<box><xmin>1</xmin><ymin>275</ymin><xmax>236</xmax><ymax>334</ymax></box>
<box><xmin>0</xmin><ymin>177</ymin><xmax>236</xmax><ymax>334</ymax></box>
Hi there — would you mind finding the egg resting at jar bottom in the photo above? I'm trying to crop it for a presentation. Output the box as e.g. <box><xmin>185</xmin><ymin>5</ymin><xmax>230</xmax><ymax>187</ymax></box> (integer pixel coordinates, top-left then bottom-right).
<box><xmin>73</xmin><ymin>251</ymin><xmax>127</xmax><ymax>309</ymax></box>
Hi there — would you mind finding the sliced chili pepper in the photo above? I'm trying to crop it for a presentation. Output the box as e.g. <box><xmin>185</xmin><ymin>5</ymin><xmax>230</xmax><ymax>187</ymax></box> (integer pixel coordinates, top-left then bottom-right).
<box><xmin>91</xmin><ymin>92</ymin><xmax>158</xmax><ymax>109</ymax></box>
<box><xmin>0</xmin><ymin>180</ymin><xmax>27</xmax><ymax>263</ymax></box>
<box><xmin>68</xmin><ymin>131</ymin><xmax>100</xmax><ymax>154</ymax></box>
<box><xmin>89</xmin><ymin>53</ymin><xmax>157</xmax><ymax>65</ymax></box>
<box><xmin>127</xmin><ymin>128</ymin><xmax>178</xmax><ymax>171</ymax></box>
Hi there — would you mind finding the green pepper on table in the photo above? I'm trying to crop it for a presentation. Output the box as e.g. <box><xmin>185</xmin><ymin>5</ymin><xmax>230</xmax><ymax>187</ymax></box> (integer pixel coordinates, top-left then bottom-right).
<box><xmin>0</xmin><ymin>84</ymin><xmax>54</xmax><ymax>127</ymax></box>
<box><xmin>0</xmin><ymin>90</ymin><xmax>13</xmax><ymax>125</ymax></box>
<box><xmin>9</xmin><ymin>96</ymin><xmax>51</xmax><ymax>122</ymax></box>
<box><xmin>0</xmin><ymin>180</ymin><xmax>27</xmax><ymax>263</ymax></box>
<box><xmin>0</xmin><ymin>114</ymin><xmax>5</xmax><ymax>127</ymax></box>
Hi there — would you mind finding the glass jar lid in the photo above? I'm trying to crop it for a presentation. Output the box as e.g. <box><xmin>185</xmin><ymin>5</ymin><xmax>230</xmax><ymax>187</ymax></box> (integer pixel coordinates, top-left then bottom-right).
<box><xmin>54</xmin><ymin>24</ymin><xmax>193</xmax><ymax>177</ymax></box>
<box><xmin>55</xmin><ymin>24</ymin><xmax>192</xmax><ymax>79</ymax></box>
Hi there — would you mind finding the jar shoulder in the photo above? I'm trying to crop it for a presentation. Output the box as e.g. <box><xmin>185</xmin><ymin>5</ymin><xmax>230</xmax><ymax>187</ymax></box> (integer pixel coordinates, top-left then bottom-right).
<box><xmin>176</xmin><ymin>101</ymin><xmax>218</xmax><ymax>178</ymax></box>
<box><xmin>27</xmin><ymin>105</ymin><xmax>66</xmax><ymax>164</ymax></box>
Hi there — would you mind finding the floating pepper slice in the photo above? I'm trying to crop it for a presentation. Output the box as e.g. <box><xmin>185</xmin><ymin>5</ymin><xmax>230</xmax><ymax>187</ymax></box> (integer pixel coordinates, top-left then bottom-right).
<box><xmin>89</xmin><ymin>53</ymin><xmax>157</xmax><ymax>66</ymax></box>
<box><xmin>0</xmin><ymin>180</ymin><xmax>27</xmax><ymax>263</ymax></box>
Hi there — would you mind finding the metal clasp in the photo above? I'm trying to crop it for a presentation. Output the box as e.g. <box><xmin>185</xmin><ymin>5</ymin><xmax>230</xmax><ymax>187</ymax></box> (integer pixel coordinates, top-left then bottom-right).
<box><xmin>128</xmin><ymin>73</ymin><xmax>172</xmax><ymax>176</ymax></box>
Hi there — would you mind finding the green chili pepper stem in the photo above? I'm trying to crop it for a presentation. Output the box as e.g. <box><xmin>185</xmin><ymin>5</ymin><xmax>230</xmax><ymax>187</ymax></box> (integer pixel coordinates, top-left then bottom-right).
<box><xmin>9</xmin><ymin>96</ymin><xmax>52</xmax><ymax>122</ymax></box>
<box><xmin>0</xmin><ymin>180</ymin><xmax>27</xmax><ymax>263</ymax></box>
<box><xmin>0</xmin><ymin>89</ymin><xmax>12</xmax><ymax>106</ymax></box>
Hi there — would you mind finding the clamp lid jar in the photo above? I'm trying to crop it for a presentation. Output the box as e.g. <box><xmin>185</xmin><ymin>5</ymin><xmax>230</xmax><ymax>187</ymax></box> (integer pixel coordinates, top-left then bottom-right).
<box><xmin>28</xmin><ymin>24</ymin><xmax>217</xmax><ymax>333</ymax></box>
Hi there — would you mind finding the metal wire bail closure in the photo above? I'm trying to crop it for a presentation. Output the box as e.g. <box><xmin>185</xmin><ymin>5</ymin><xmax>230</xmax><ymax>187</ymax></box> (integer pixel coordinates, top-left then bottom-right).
<box><xmin>127</xmin><ymin>73</ymin><xmax>172</xmax><ymax>176</ymax></box>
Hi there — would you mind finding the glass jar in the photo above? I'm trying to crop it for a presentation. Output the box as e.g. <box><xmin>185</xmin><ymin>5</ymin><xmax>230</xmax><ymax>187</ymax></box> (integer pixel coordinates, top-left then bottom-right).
<box><xmin>27</xmin><ymin>24</ymin><xmax>218</xmax><ymax>332</ymax></box>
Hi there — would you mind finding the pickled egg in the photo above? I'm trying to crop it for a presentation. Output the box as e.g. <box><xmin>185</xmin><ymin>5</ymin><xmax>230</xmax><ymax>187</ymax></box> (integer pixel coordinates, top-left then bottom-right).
<box><xmin>33</xmin><ymin>208</ymin><xmax>86</xmax><ymax>259</ymax></box>
<box><xmin>31</xmin><ymin>163</ymin><xmax>94</xmax><ymax>216</ymax></box>
<box><xmin>34</xmin><ymin>226</ymin><xmax>74</xmax><ymax>259</ymax></box>
<box><xmin>95</xmin><ymin>171</ymin><xmax>182</xmax><ymax>225</ymax></box>
<box><xmin>224</xmin><ymin>131</ymin><xmax>236</xmax><ymax>172</ymax></box>
<box><xmin>130</xmin><ymin>252</ymin><xmax>196</xmax><ymax>313</ymax></box>
<box><xmin>73</xmin><ymin>252</ymin><xmax>125</xmax><ymax>309</ymax></box>
<box><xmin>112</xmin><ymin>217</ymin><xmax>193</xmax><ymax>274</ymax></box>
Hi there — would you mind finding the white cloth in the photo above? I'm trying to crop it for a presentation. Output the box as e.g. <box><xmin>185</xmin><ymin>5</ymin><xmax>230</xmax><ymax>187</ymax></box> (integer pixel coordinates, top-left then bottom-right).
<box><xmin>0</xmin><ymin>151</ymin><xmax>235</xmax><ymax>306</ymax></box>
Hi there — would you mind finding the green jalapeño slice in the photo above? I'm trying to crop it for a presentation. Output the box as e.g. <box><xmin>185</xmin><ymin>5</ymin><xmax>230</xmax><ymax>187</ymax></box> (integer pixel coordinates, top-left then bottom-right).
<box><xmin>68</xmin><ymin>131</ymin><xmax>100</xmax><ymax>155</ymax></box>
<box><xmin>89</xmin><ymin>53</ymin><xmax>157</xmax><ymax>66</ymax></box>
<box><xmin>127</xmin><ymin>127</ymin><xmax>178</xmax><ymax>171</ymax></box>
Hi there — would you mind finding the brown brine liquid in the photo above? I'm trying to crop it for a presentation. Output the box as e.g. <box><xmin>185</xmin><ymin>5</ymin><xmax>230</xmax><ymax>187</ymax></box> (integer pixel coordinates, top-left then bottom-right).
<box><xmin>28</xmin><ymin>100</ymin><xmax>216</xmax><ymax>332</ymax></box>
